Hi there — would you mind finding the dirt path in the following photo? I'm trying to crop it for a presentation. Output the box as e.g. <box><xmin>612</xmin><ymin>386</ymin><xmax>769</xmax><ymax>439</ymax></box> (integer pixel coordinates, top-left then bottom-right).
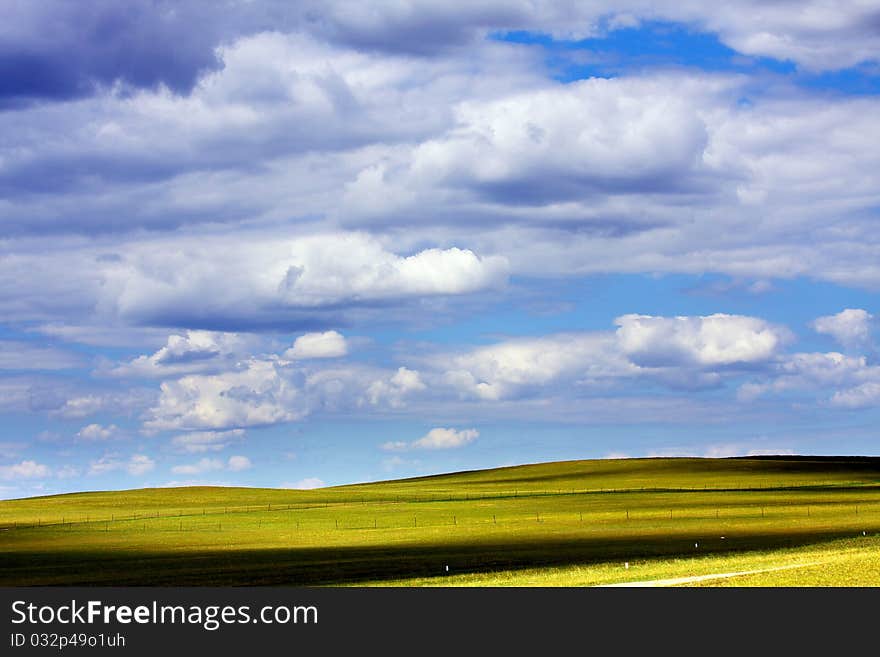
<box><xmin>598</xmin><ymin>562</ymin><xmax>823</xmax><ymax>587</ymax></box>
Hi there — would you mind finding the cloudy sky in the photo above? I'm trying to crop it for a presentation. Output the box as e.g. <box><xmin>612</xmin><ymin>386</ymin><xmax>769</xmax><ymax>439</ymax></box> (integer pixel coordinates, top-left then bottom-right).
<box><xmin>1</xmin><ymin>1</ymin><xmax>880</xmax><ymax>498</ymax></box>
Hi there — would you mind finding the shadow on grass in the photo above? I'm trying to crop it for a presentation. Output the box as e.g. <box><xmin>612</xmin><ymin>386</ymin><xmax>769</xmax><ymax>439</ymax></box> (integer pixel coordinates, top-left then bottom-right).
<box><xmin>0</xmin><ymin>526</ymin><xmax>870</xmax><ymax>586</ymax></box>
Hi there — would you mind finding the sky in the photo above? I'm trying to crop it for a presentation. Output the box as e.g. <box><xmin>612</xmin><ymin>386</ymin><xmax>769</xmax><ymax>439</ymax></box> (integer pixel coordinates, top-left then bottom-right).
<box><xmin>1</xmin><ymin>1</ymin><xmax>880</xmax><ymax>499</ymax></box>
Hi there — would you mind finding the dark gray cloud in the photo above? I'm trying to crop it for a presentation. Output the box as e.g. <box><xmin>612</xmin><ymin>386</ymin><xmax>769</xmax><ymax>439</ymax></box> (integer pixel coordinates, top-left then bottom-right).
<box><xmin>0</xmin><ymin>1</ymin><xmax>233</xmax><ymax>105</ymax></box>
<box><xmin>4</xmin><ymin>1</ymin><xmax>876</xmax><ymax>110</ymax></box>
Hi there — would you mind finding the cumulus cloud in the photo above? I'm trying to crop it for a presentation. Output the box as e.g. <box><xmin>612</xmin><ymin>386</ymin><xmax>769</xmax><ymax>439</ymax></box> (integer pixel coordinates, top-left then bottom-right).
<box><xmin>109</xmin><ymin>330</ymin><xmax>255</xmax><ymax>378</ymax></box>
<box><xmin>282</xmin><ymin>477</ymin><xmax>325</xmax><ymax>490</ymax></box>
<box><xmin>432</xmin><ymin>313</ymin><xmax>792</xmax><ymax>402</ymax></box>
<box><xmin>51</xmin><ymin>388</ymin><xmax>157</xmax><ymax>420</ymax></box>
<box><xmin>812</xmin><ymin>309</ymin><xmax>874</xmax><ymax>350</ymax></box>
<box><xmin>440</xmin><ymin>332</ymin><xmax>632</xmax><ymax>401</ymax></box>
<box><xmin>362</xmin><ymin>367</ymin><xmax>427</xmax><ymax>408</ymax></box>
<box><xmin>0</xmin><ymin>460</ymin><xmax>51</xmax><ymax>480</ymax></box>
<box><xmin>0</xmin><ymin>232</ymin><xmax>507</xmax><ymax>329</ymax></box>
<box><xmin>143</xmin><ymin>350</ymin><xmax>429</xmax><ymax>432</ymax></box>
<box><xmin>171</xmin><ymin>457</ymin><xmax>224</xmax><ymax>475</ymax></box>
<box><xmin>339</xmin><ymin>73</ymin><xmax>721</xmax><ymax>228</ymax></box>
<box><xmin>144</xmin><ymin>360</ymin><xmax>307</xmax><ymax>432</ymax></box>
<box><xmin>392</xmin><ymin>76</ymin><xmax>710</xmax><ymax>204</ymax></box>
<box><xmin>0</xmin><ymin>1</ymin><xmax>229</xmax><ymax>104</ymax></box>
<box><xmin>170</xmin><ymin>429</ymin><xmax>246</xmax><ymax>453</ymax></box>
<box><xmin>382</xmin><ymin>427</ymin><xmax>479</xmax><ymax>451</ymax></box>
<box><xmin>227</xmin><ymin>455</ymin><xmax>252</xmax><ymax>472</ymax></box>
<box><xmin>343</xmin><ymin>82</ymin><xmax>880</xmax><ymax>289</ymax></box>
<box><xmin>311</xmin><ymin>1</ymin><xmax>880</xmax><ymax>71</ymax></box>
<box><xmin>127</xmin><ymin>454</ymin><xmax>156</xmax><ymax>476</ymax></box>
<box><xmin>3</xmin><ymin>3</ymin><xmax>880</xmax><ymax>482</ymax></box>
<box><xmin>738</xmin><ymin>351</ymin><xmax>880</xmax><ymax>409</ymax></box>
<box><xmin>615</xmin><ymin>313</ymin><xmax>789</xmax><ymax>367</ymax></box>
<box><xmin>88</xmin><ymin>453</ymin><xmax>154</xmax><ymax>477</ymax></box>
<box><xmin>0</xmin><ymin>29</ymin><xmax>540</xmax><ymax>236</ymax></box>
<box><xmin>830</xmin><ymin>382</ymin><xmax>880</xmax><ymax>409</ymax></box>
<box><xmin>2</xmin><ymin>1</ymin><xmax>871</xmax><ymax>112</ymax></box>
<box><xmin>76</xmin><ymin>423</ymin><xmax>119</xmax><ymax>441</ymax></box>
<box><xmin>286</xmin><ymin>331</ymin><xmax>348</xmax><ymax>360</ymax></box>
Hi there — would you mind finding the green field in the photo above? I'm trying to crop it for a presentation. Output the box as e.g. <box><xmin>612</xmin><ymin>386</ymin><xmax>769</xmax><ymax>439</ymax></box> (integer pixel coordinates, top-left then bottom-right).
<box><xmin>2</xmin><ymin>456</ymin><xmax>880</xmax><ymax>586</ymax></box>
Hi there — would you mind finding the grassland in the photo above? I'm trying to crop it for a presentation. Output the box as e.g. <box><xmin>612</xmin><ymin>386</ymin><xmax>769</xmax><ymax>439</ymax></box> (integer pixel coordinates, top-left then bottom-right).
<box><xmin>2</xmin><ymin>456</ymin><xmax>880</xmax><ymax>586</ymax></box>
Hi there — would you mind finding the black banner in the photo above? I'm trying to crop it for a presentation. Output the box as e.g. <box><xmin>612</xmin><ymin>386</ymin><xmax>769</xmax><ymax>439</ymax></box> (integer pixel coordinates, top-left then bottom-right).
<box><xmin>0</xmin><ymin>587</ymin><xmax>874</xmax><ymax>655</ymax></box>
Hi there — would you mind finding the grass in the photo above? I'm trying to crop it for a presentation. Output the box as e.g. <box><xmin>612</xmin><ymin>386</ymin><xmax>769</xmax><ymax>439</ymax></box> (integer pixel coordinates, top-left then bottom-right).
<box><xmin>367</xmin><ymin>534</ymin><xmax>880</xmax><ymax>586</ymax></box>
<box><xmin>1</xmin><ymin>456</ymin><xmax>880</xmax><ymax>586</ymax></box>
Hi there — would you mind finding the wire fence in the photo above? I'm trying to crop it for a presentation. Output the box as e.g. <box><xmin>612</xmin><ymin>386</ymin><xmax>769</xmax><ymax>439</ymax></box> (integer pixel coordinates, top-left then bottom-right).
<box><xmin>3</xmin><ymin>497</ymin><xmax>880</xmax><ymax>534</ymax></box>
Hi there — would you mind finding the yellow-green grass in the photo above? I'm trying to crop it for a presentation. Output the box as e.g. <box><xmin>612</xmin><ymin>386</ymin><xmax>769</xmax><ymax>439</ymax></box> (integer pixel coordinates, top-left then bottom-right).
<box><xmin>1</xmin><ymin>456</ymin><xmax>879</xmax><ymax>586</ymax></box>
<box><xmin>367</xmin><ymin>534</ymin><xmax>880</xmax><ymax>586</ymax></box>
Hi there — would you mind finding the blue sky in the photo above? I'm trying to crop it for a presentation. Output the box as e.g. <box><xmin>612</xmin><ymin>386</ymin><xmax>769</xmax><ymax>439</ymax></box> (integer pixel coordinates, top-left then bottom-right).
<box><xmin>1</xmin><ymin>1</ymin><xmax>880</xmax><ymax>498</ymax></box>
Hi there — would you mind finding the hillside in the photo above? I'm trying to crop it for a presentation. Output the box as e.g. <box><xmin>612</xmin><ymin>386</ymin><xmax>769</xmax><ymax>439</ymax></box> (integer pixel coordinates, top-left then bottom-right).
<box><xmin>2</xmin><ymin>456</ymin><xmax>879</xmax><ymax>585</ymax></box>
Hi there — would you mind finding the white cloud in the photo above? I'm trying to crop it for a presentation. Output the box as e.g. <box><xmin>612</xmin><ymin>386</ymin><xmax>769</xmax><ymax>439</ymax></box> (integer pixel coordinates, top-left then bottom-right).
<box><xmin>615</xmin><ymin>313</ymin><xmax>789</xmax><ymax>367</ymax></box>
<box><xmin>127</xmin><ymin>454</ymin><xmax>155</xmax><ymax>476</ymax></box>
<box><xmin>4</xmin><ymin>69</ymin><xmax>880</xmax><ymax>328</ymax></box>
<box><xmin>382</xmin><ymin>427</ymin><xmax>479</xmax><ymax>451</ymax></box>
<box><xmin>0</xmin><ymin>341</ymin><xmax>83</xmax><ymax>370</ymax></box>
<box><xmin>812</xmin><ymin>309</ymin><xmax>874</xmax><ymax>349</ymax></box>
<box><xmin>144</xmin><ymin>359</ymin><xmax>308</xmax><ymax>431</ymax></box>
<box><xmin>341</xmin><ymin>74</ymin><xmax>719</xmax><ymax>224</ymax></box>
<box><xmin>171</xmin><ymin>458</ymin><xmax>225</xmax><ymax>475</ymax></box>
<box><xmin>144</xmin><ymin>350</ymin><xmax>433</xmax><ymax>432</ymax></box>
<box><xmin>52</xmin><ymin>388</ymin><xmax>157</xmax><ymax>420</ymax></box>
<box><xmin>170</xmin><ymin>429</ymin><xmax>246</xmax><ymax>453</ymax></box>
<box><xmin>341</xmin><ymin>79</ymin><xmax>880</xmax><ymax>290</ymax></box>
<box><xmin>109</xmin><ymin>330</ymin><xmax>255</xmax><ymax>378</ymax></box>
<box><xmin>313</xmin><ymin>1</ymin><xmax>880</xmax><ymax>71</ymax></box>
<box><xmin>88</xmin><ymin>454</ymin><xmax>156</xmax><ymax>477</ymax></box>
<box><xmin>439</xmin><ymin>332</ymin><xmax>634</xmax><ymax>401</ymax></box>
<box><xmin>33</xmin><ymin>323</ymin><xmax>170</xmax><ymax>348</ymax></box>
<box><xmin>647</xmin><ymin>443</ymin><xmax>797</xmax><ymax>458</ymax></box>
<box><xmin>227</xmin><ymin>455</ymin><xmax>252</xmax><ymax>471</ymax></box>
<box><xmin>429</xmin><ymin>313</ymin><xmax>793</xmax><ymax>403</ymax></box>
<box><xmin>362</xmin><ymin>367</ymin><xmax>426</xmax><ymax>408</ymax></box>
<box><xmin>286</xmin><ymin>331</ymin><xmax>348</xmax><ymax>360</ymax></box>
<box><xmin>96</xmin><ymin>232</ymin><xmax>508</xmax><ymax>326</ymax></box>
<box><xmin>76</xmin><ymin>423</ymin><xmax>119</xmax><ymax>441</ymax></box>
<box><xmin>171</xmin><ymin>454</ymin><xmax>250</xmax><ymax>475</ymax></box>
<box><xmin>0</xmin><ymin>231</ymin><xmax>510</xmax><ymax>330</ymax></box>
<box><xmin>55</xmin><ymin>465</ymin><xmax>81</xmax><ymax>479</ymax></box>
<box><xmin>159</xmin><ymin>480</ymin><xmax>233</xmax><ymax>488</ymax></box>
<box><xmin>88</xmin><ymin>456</ymin><xmax>120</xmax><ymax>476</ymax></box>
<box><xmin>0</xmin><ymin>460</ymin><xmax>51</xmax><ymax>480</ymax></box>
<box><xmin>382</xmin><ymin>455</ymin><xmax>409</xmax><ymax>472</ymax></box>
<box><xmin>283</xmin><ymin>477</ymin><xmax>325</xmax><ymax>490</ymax></box>
<box><xmin>738</xmin><ymin>350</ymin><xmax>880</xmax><ymax>408</ymax></box>
<box><xmin>830</xmin><ymin>382</ymin><xmax>880</xmax><ymax>409</ymax></box>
